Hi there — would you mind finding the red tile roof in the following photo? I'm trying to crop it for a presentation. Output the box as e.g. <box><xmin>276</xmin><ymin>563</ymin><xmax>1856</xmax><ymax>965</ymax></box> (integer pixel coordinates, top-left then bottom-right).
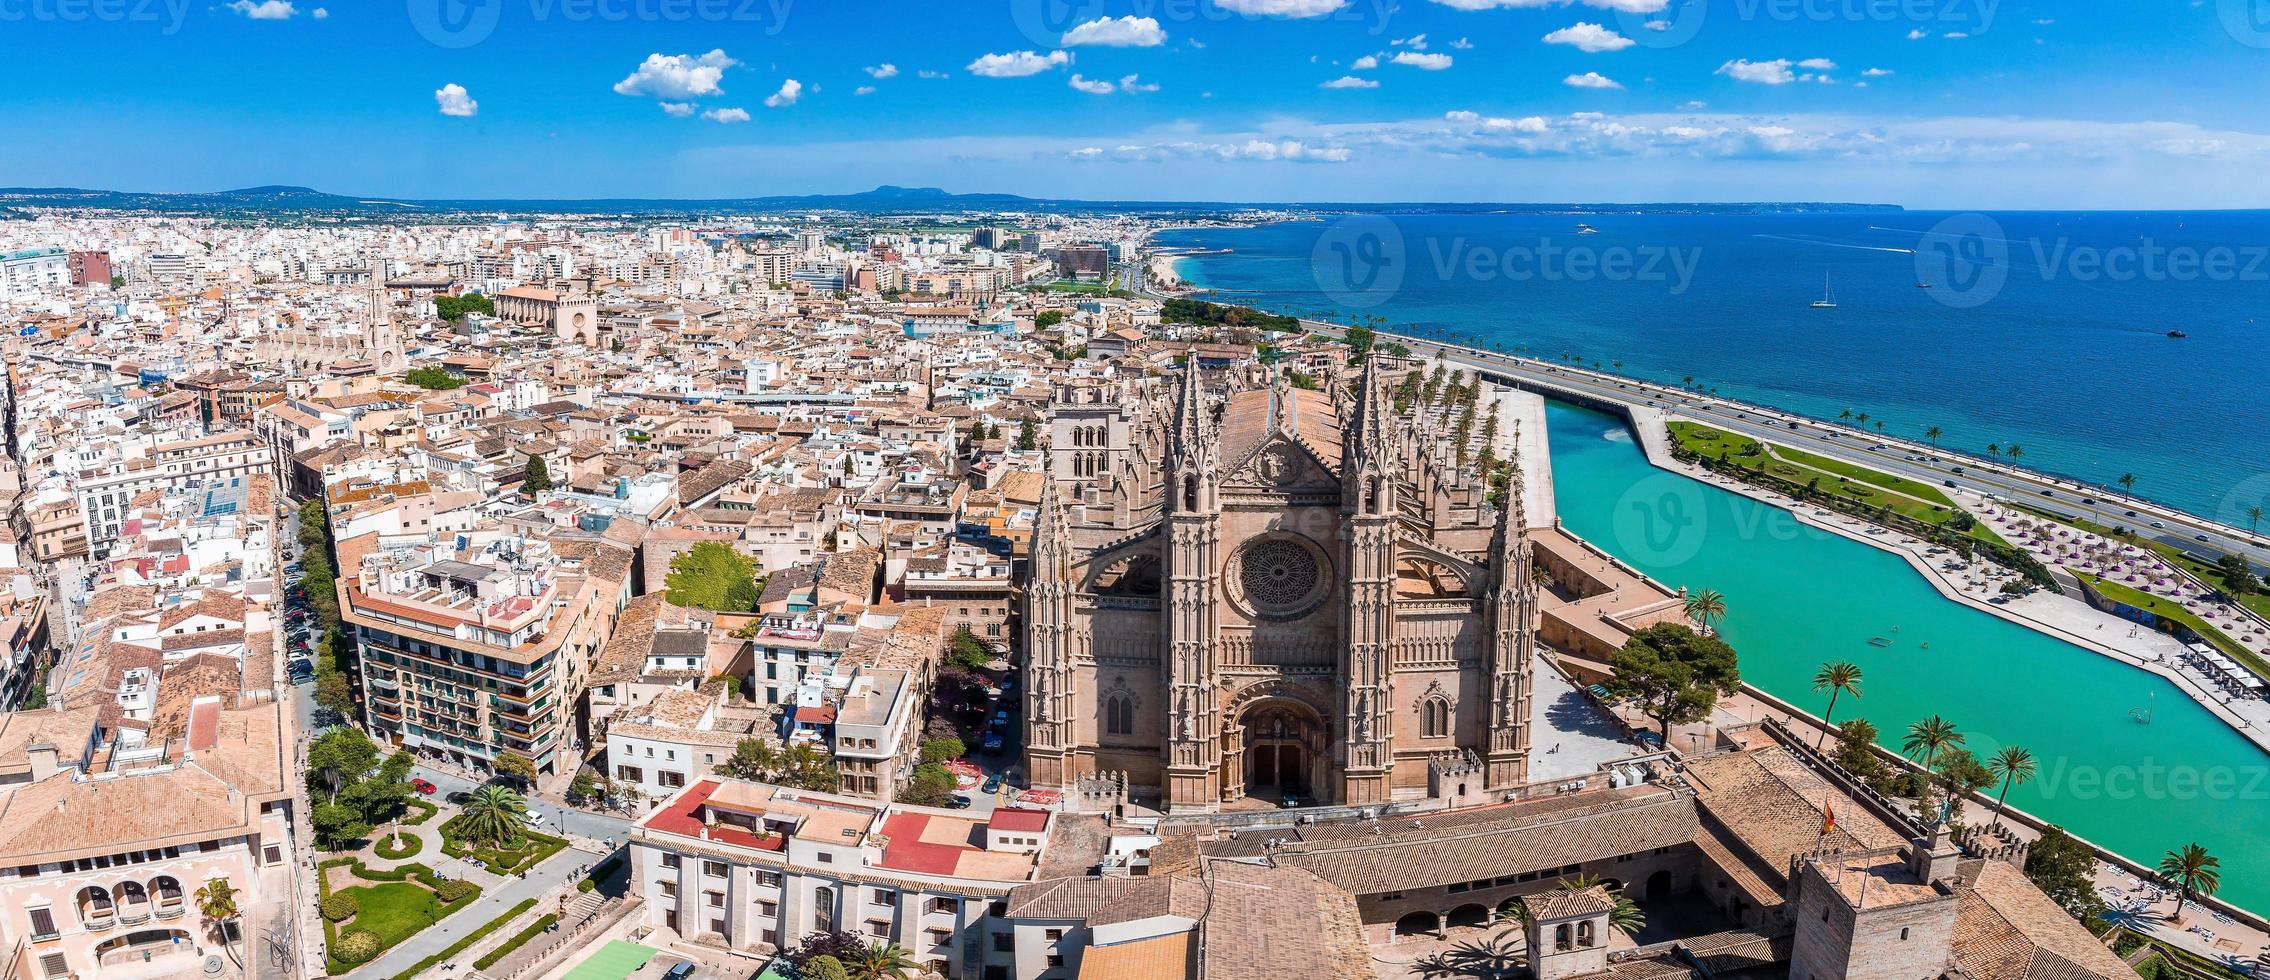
<box><xmin>988</xmin><ymin>808</ymin><xmax>1050</xmax><ymax>833</ymax></box>
<box><xmin>641</xmin><ymin>781</ymin><xmax>785</xmax><ymax>852</ymax></box>
<box><xmin>877</xmin><ymin>813</ymin><xmax>966</xmax><ymax>876</ymax></box>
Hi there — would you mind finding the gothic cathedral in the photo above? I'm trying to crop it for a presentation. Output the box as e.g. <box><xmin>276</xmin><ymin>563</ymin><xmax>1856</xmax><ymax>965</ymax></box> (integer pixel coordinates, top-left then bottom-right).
<box><xmin>1024</xmin><ymin>359</ymin><xmax>1536</xmax><ymax>811</ymax></box>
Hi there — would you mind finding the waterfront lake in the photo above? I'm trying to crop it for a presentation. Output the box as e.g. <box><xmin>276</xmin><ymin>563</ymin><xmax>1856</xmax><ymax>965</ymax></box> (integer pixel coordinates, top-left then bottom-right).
<box><xmin>1547</xmin><ymin>400</ymin><xmax>2270</xmax><ymax>912</ymax></box>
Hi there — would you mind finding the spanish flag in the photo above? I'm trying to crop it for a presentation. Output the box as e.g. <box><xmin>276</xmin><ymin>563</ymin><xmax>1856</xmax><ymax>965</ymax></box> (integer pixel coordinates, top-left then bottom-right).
<box><xmin>1820</xmin><ymin>803</ymin><xmax>1838</xmax><ymax>837</ymax></box>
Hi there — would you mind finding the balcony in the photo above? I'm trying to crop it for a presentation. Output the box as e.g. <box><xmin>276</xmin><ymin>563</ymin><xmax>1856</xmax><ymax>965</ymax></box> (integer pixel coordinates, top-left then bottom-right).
<box><xmin>80</xmin><ymin>899</ymin><xmax>116</xmax><ymax>931</ymax></box>
<box><xmin>117</xmin><ymin>898</ymin><xmax>152</xmax><ymax>925</ymax></box>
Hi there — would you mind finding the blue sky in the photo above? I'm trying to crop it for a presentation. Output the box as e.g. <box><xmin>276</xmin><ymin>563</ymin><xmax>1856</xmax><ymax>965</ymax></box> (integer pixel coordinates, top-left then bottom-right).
<box><xmin>5</xmin><ymin>0</ymin><xmax>2269</xmax><ymax>206</ymax></box>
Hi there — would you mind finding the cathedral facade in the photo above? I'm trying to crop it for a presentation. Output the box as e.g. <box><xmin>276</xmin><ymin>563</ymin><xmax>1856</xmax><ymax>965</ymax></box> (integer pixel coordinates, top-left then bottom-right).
<box><xmin>1024</xmin><ymin>360</ymin><xmax>1536</xmax><ymax>811</ymax></box>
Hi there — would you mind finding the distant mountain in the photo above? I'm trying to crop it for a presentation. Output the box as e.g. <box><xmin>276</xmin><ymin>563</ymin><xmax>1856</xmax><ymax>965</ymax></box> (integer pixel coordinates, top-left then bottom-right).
<box><xmin>0</xmin><ymin>183</ymin><xmax>1902</xmax><ymax>216</ymax></box>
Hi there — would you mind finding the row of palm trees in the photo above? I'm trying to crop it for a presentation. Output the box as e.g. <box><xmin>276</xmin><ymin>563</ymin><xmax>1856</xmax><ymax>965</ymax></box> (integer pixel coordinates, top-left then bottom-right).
<box><xmin>1808</xmin><ymin>662</ymin><xmax>2228</xmax><ymax>925</ymax></box>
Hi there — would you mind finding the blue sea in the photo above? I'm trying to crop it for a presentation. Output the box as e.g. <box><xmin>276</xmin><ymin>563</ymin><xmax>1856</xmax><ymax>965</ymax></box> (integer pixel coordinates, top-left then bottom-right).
<box><xmin>1157</xmin><ymin>212</ymin><xmax>2270</xmax><ymax>525</ymax></box>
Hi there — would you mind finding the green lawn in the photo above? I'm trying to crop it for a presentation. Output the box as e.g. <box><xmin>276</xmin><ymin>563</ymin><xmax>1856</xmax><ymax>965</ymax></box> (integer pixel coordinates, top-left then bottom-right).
<box><xmin>1668</xmin><ymin>422</ymin><xmax>2004</xmax><ymax>545</ymax></box>
<box><xmin>564</xmin><ymin>942</ymin><xmax>658</xmax><ymax>980</ymax></box>
<box><xmin>2005</xmin><ymin>501</ymin><xmax>2270</xmax><ymax>622</ymax></box>
<box><xmin>337</xmin><ymin>882</ymin><xmax>445</xmax><ymax>947</ymax></box>
<box><xmin>439</xmin><ymin>815</ymin><xmax>571</xmax><ymax>874</ymax></box>
<box><xmin>1036</xmin><ymin>279</ymin><xmax>1111</xmax><ymax>294</ymax></box>
<box><xmin>2077</xmin><ymin>573</ymin><xmax>2270</xmax><ymax>678</ymax></box>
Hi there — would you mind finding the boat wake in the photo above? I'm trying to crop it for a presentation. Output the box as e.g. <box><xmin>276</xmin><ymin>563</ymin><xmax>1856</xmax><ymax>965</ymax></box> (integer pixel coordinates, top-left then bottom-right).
<box><xmin>1753</xmin><ymin>233</ymin><xmax>1915</xmax><ymax>254</ymax></box>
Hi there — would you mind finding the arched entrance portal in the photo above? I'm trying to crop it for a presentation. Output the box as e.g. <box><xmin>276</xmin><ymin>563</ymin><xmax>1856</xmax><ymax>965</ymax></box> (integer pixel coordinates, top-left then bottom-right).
<box><xmin>1232</xmin><ymin>698</ymin><xmax>1329</xmax><ymax>804</ymax></box>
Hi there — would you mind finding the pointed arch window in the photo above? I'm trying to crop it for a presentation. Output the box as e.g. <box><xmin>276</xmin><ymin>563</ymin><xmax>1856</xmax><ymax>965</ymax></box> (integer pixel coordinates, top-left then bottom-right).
<box><xmin>1421</xmin><ymin>696</ymin><xmax>1451</xmax><ymax>738</ymax></box>
<box><xmin>1104</xmin><ymin>694</ymin><xmax>1135</xmax><ymax>736</ymax></box>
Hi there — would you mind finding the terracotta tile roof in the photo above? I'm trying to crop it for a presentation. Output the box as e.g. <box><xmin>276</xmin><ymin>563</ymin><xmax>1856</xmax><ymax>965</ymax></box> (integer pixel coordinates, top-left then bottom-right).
<box><xmin>1953</xmin><ymin>861</ymin><xmax>2134</xmax><ymax>980</ymax></box>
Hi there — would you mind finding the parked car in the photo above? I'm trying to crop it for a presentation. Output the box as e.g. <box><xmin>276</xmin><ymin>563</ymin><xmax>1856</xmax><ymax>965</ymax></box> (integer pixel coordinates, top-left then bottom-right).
<box><xmin>946</xmin><ymin>795</ymin><xmax>974</xmax><ymax>810</ymax></box>
<box><xmin>411</xmin><ymin>778</ymin><xmax>436</xmax><ymax>795</ymax></box>
<box><xmin>663</xmin><ymin>961</ymin><xmax>697</xmax><ymax>980</ymax></box>
<box><xmin>981</xmin><ymin>733</ymin><xmax>1005</xmax><ymax>752</ymax></box>
<box><xmin>982</xmin><ymin>775</ymin><xmax>1003</xmax><ymax>794</ymax></box>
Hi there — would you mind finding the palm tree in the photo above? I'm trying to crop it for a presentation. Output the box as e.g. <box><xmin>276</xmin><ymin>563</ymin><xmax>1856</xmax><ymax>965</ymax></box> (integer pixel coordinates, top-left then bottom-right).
<box><xmin>1554</xmin><ymin>874</ymin><xmax>1646</xmax><ymax>933</ymax></box>
<box><xmin>1902</xmin><ymin>715</ymin><xmax>1964</xmax><ymax>771</ymax></box>
<box><xmin>2157</xmin><ymin>843</ymin><xmax>2222</xmax><ymax>923</ymax></box>
<box><xmin>1985</xmin><ymin>746</ymin><xmax>2035</xmax><ymax>827</ymax></box>
<box><xmin>1985</xmin><ymin>443</ymin><xmax>2001</xmax><ymax>460</ymax></box>
<box><xmin>1839</xmin><ymin>409</ymin><xmax>1854</xmax><ymax>423</ymax></box>
<box><xmin>2005</xmin><ymin>444</ymin><xmax>2024</xmax><ymax>465</ymax></box>
<box><xmin>1855</xmin><ymin>412</ymin><xmax>1871</xmax><ymax>428</ymax></box>
<box><xmin>2118</xmin><ymin>473</ymin><xmax>2136</xmax><ymax>498</ymax></box>
<box><xmin>458</xmin><ymin>785</ymin><xmax>530</xmax><ymax>847</ymax></box>
<box><xmin>1684</xmin><ymin>589</ymin><xmax>1728</xmax><ymax>636</ymax></box>
<box><xmin>850</xmin><ymin>942</ymin><xmax>918</xmax><ymax>980</ymax></box>
<box><xmin>1874</xmin><ymin>420</ymin><xmax>1887</xmax><ymax>435</ymax></box>
<box><xmin>196</xmin><ymin>878</ymin><xmax>241</xmax><ymax>967</ymax></box>
<box><xmin>1811</xmin><ymin>662</ymin><xmax>1864</xmax><ymax>749</ymax></box>
<box><xmin>2251</xmin><ymin>505</ymin><xmax>2264</xmax><ymax>536</ymax></box>
<box><xmin>1924</xmin><ymin>426</ymin><xmax>1943</xmax><ymax>448</ymax></box>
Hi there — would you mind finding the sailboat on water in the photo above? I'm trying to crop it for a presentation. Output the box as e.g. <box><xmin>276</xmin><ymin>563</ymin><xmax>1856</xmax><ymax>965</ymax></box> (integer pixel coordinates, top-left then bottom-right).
<box><xmin>1810</xmin><ymin>273</ymin><xmax>1838</xmax><ymax>309</ymax></box>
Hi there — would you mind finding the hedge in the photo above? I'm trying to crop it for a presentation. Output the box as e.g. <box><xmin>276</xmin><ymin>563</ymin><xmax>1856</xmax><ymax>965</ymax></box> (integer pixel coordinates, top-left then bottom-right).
<box><xmin>403</xmin><ymin>798</ymin><xmax>440</xmax><ymax>826</ymax></box>
<box><xmin>474</xmin><ymin>913</ymin><xmax>559</xmax><ymax>970</ymax></box>
<box><xmin>387</xmin><ymin>898</ymin><xmax>538</xmax><ymax>980</ymax></box>
<box><xmin>439</xmin><ymin>815</ymin><xmax>571</xmax><ymax>875</ymax></box>
<box><xmin>320</xmin><ymin>893</ymin><xmax>359</xmax><ymax>922</ymax></box>
<box><xmin>373</xmin><ymin>833</ymin><xmax>423</xmax><ymax>860</ymax></box>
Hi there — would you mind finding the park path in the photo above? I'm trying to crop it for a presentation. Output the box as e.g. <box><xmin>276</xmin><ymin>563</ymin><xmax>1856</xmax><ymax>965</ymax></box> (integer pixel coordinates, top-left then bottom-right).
<box><xmin>347</xmin><ymin>843</ymin><xmax>598</xmax><ymax>980</ymax></box>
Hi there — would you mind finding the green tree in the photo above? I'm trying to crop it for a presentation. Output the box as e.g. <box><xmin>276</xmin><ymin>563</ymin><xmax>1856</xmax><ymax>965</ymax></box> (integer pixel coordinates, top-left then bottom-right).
<box><xmin>492</xmin><ymin>750</ymin><xmax>538</xmax><ymax>786</ymax></box>
<box><xmin>315</xmin><ymin>670</ymin><xmax>355</xmax><ymax>717</ymax></box>
<box><xmin>2024</xmin><ymin>826</ymin><xmax>2105</xmax><ymax>921</ymax></box>
<box><xmin>1810</xmin><ymin>661</ymin><xmax>1863</xmax><ymax>749</ymax></box>
<box><xmin>1015</xmin><ymin>417</ymin><xmax>1039</xmax><ymax>451</ymax></box>
<box><xmin>2215</xmin><ymin>554</ymin><xmax>2259</xmax><ymax>596</ymax></box>
<box><xmin>1343</xmin><ymin>324</ymin><xmax>1376</xmax><ymax>361</ymax></box>
<box><xmin>1833</xmin><ymin>719</ymin><xmax>1883</xmax><ymax>782</ymax></box>
<box><xmin>849</xmin><ymin>942</ymin><xmax>918</xmax><ymax>980</ymax></box>
<box><xmin>1902</xmin><ymin>715</ymin><xmax>1964</xmax><ymax>772</ymax></box>
<box><xmin>433</xmin><ymin>292</ymin><xmax>494</xmax><ymax>321</ymax></box>
<box><xmin>2157</xmin><ymin>843</ymin><xmax>2221</xmax><ymax>922</ymax></box>
<box><xmin>1035</xmin><ymin>310</ymin><xmax>1065</xmax><ymax>328</ymax></box>
<box><xmin>404</xmin><ymin>366</ymin><xmax>467</xmax><ymax>390</ymax></box>
<box><xmin>1605</xmin><ymin>623</ymin><xmax>1740</xmax><ymax>740</ymax></box>
<box><xmin>311</xmin><ymin>802</ymin><xmax>373</xmax><ymax>850</ymax></box>
<box><xmin>197</xmin><ymin>878</ymin><xmax>242</xmax><ymax>966</ymax></box>
<box><xmin>569</xmin><ymin>769</ymin><xmax>600</xmax><ymax>803</ymax></box>
<box><xmin>2248</xmin><ymin>505</ymin><xmax>2263</xmax><ymax>535</ymax></box>
<box><xmin>1924</xmin><ymin>425</ymin><xmax>1943</xmax><ymax>447</ymax></box>
<box><xmin>945</xmin><ymin>626</ymin><xmax>993</xmax><ymax>671</ymax></box>
<box><xmin>897</xmin><ymin>763</ymin><xmax>958</xmax><ymax>807</ymax></box>
<box><xmin>803</xmin><ymin>956</ymin><xmax>851</xmax><ymax>980</ymax></box>
<box><xmin>458</xmin><ymin>785</ymin><xmax>531</xmax><ymax>847</ymax></box>
<box><xmin>1683</xmin><ymin>588</ymin><xmax>1728</xmax><ymax>636</ymax></box>
<box><xmin>919</xmin><ymin>736</ymin><xmax>966</xmax><ymax>765</ymax></box>
<box><xmin>307</xmin><ymin>728</ymin><xmax>380</xmax><ymax>802</ymax></box>
<box><xmin>716</xmin><ymin>738</ymin><xmax>780</xmax><ymax>781</ymax></box>
<box><xmin>1985</xmin><ymin>745</ymin><xmax>2035</xmax><ymax>827</ymax></box>
<box><xmin>523</xmin><ymin>454</ymin><xmax>553</xmax><ymax>495</ymax></box>
<box><xmin>665</xmin><ymin>542</ymin><xmax>763</xmax><ymax>612</ymax></box>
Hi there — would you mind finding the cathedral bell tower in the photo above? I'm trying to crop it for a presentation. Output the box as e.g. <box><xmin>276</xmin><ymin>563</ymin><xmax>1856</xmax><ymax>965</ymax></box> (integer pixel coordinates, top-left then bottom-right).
<box><xmin>1024</xmin><ymin>474</ymin><xmax>1079</xmax><ymax>787</ymax></box>
<box><xmin>364</xmin><ymin>253</ymin><xmax>406</xmax><ymax>374</ymax></box>
<box><xmin>1161</xmin><ymin>364</ymin><xmax>1223</xmax><ymax>809</ymax></box>
<box><xmin>1339</xmin><ymin>357</ymin><xmax>1400</xmax><ymax>805</ymax></box>
<box><xmin>1484</xmin><ymin>437</ymin><xmax>1536</xmax><ymax>790</ymax></box>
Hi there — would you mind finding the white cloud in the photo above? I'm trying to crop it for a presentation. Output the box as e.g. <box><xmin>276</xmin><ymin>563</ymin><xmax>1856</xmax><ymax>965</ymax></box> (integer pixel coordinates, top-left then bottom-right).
<box><xmin>1542</xmin><ymin>22</ymin><xmax>1634</xmax><ymax>53</ymax></box>
<box><xmin>614</xmin><ymin>50</ymin><xmax>738</xmax><ymax>100</ymax></box>
<box><xmin>854</xmin><ymin>86</ymin><xmax>877</xmax><ymax>96</ymax></box>
<box><xmin>1393</xmin><ymin>33</ymin><xmax>1428</xmax><ymax>49</ymax></box>
<box><xmin>1943</xmin><ymin>31</ymin><xmax>1969</xmax><ymax>38</ymax></box>
<box><xmin>1062</xmin><ymin>15</ymin><xmax>1167</xmax><ymax>47</ymax></box>
<box><xmin>225</xmin><ymin>0</ymin><xmax>296</xmax><ymax>18</ymax></box>
<box><xmin>1450</xmin><ymin>37</ymin><xmax>1473</xmax><ymax>49</ymax></box>
<box><xmin>1322</xmin><ymin>75</ymin><xmax>1381</xmax><ymax>89</ymax></box>
<box><xmin>1797</xmin><ymin>57</ymin><xmax>1836</xmax><ymax>70</ymax></box>
<box><xmin>1680</xmin><ymin>100</ymin><xmax>1707</xmax><ymax>109</ymax></box>
<box><xmin>1351</xmin><ymin>54</ymin><xmax>1379</xmax><ymax>69</ymax></box>
<box><xmin>1211</xmin><ymin>0</ymin><xmax>1348</xmax><ymax>16</ymax></box>
<box><xmin>1563</xmin><ymin>71</ymin><xmax>1623</xmax><ymax>89</ymax></box>
<box><xmin>311</xmin><ymin>6</ymin><xmax>326</xmax><ymax>17</ymax></box>
<box><xmin>660</xmin><ymin>102</ymin><xmax>695</xmax><ymax>117</ymax></box>
<box><xmin>1431</xmin><ymin>0</ymin><xmax>1666</xmax><ymax>11</ymax></box>
<box><xmin>1119</xmin><ymin>74</ymin><xmax>1159</xmax><ymax>93</ymax></box>
<box><xmin>1446</xmin><ymin>110</ymin><xmax>1547</xmax><ymax>133</ymax></box>
<box><xmin>865</xmin><ymin>64</ymin><xmax>898</xmax><ymax>79</ymax></box>
<box><xmin>917</xmin><ymin>69</ymin><xmax>949</xmax><ymax>79</ymax></box>
<box><xmin>1906</xmin><ymin>28</ymin><xmax>1928</xmax><ymax>39</ymax></box>
<box><xmin>1716</xmin><ymin>58</ymin><xmax>1796</xmax><ymax>84</ymax></box>
<box><xmin>1862</xmin><ymin>67</ymin><xmax>1892</xmax><ymax>77</ymax></box>
<box><xmin>701</xmin><ymin>106</ymin><xmax>751</xmax><ymax>124</ymax></box>
<box><xmin>1643</xmin><ymin>18</ymin><xmax>1670</xmax><ymax>30</ymax></box>
<box><xmin>1392</xmin><ymin>51</ymin><xmax>1454</xmax><ymax>70</ymax></box>
<box><xmin>1070</xmin><ymin>147</ymin><xmax>1104</xmax><ymax>159</ymax></box>
<box><xmin>1068</xmin><ymin>74</ymin><xmax>1117</xmax><ymax>94</ymax></box>
<box><xmin>967</xmin><ymin>50</ymin><xmax>1070</xmax><ymax>78</ymax></box>
<box><xmin>762</xmin><ymin>78</ymin><xmax>802</xmax><ymax>108</ymax></box>
<box><xmin>433</xmin><ymin>83</ymin><xmax>477</xmax><ymax>117</ymax></box>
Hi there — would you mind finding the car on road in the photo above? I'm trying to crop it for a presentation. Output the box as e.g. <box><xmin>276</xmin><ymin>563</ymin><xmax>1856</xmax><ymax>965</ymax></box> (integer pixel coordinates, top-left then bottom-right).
<box><xmin>982</xmin><ymin>774</ymin><xmax>1003</xmax><ymax>794</ymax></box>
<box><xmin>1943</xmin><ymin>480</ymin><xmax>1958</xmax><ymax>488</ymax></box>
<box><xmin>2042</xmin><ymin>490</ymin><xmax>2055</xmax><ymax>497</ymax></box>
<box><xmin>411</xmin><ymin>778</ymin><xmax>436</xmax><ymax>795</ymax></box>
<box><xmin>2150</xmin><ymin>521</ymin><xmax>2167</xmax><ymax>529</ymax></box>
<box><xmin>2196</xmin><ymin>534</ymin><xmax>2212</xmax><ymax>543</ymax></box>
<box><xmin>1951</xmin><ymin>467</ymin><xmax>1964</xmax><ymax>474</ymax></box>
<box><xmin>1787</xmin><ymin>421</ymin><xmax>1799</xmax><ymax>430</ymax></box>
<box><xmin>946</xmin><ymin>795</ymin><xmax>974</xmax><ymax>810</ymax></box>
<box><xmin>2125</xmin><ymin>510</ymin><xmax>2138</xmax><ymax>517</ymax></box>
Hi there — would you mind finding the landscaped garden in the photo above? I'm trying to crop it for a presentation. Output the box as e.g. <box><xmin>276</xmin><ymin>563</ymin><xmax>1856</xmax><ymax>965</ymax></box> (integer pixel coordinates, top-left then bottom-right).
<box><xmin>317</xmin><ymin>857</ymin><xmax>482</xmax><ymax>974</ymax></box>
<box><xmin>439</xmin><ymin>785</ymin><xmax>570</xmax><ymax>874</ymax></box>
<box><xmin>1668</xmin><ymin>422</ymin><xmax>2007</xmax><ymax>546</ymax></box>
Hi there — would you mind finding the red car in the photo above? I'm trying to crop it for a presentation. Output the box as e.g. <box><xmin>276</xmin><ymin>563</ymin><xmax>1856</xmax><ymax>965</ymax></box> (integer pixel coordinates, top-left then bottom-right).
<box><xmin>411</xmin><ymin>779</ymin><xmax>436</xmax><ymax>795</ymax></box>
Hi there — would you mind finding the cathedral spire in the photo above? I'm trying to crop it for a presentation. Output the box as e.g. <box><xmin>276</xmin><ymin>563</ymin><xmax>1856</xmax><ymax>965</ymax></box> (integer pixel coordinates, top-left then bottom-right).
<box><xmin>1033</xmin><ymin>470</ymin><xmax>1072</xmax><ymax>584</ymax></box>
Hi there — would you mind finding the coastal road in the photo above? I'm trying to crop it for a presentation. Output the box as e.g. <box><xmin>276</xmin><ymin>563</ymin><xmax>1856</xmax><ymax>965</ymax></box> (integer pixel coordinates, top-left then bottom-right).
<box><xmin>1383</xmin><ymin>333</ymin><xmax>2270</xmax><ymax>572</ymax></box>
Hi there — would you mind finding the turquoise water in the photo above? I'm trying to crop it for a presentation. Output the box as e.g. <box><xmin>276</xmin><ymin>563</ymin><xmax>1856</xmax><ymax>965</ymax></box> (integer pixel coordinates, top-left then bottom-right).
<box><xmin>1546</xmin><ymin>401</ymin><xmax>2270</xmax><ymax>911</ymax></box>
